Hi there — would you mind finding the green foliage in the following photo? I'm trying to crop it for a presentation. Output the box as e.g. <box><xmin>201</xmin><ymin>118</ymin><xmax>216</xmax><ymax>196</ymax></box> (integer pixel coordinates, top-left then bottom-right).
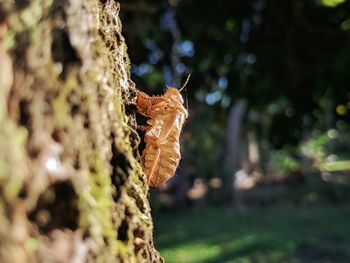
<box><xmin>182</xmin><ymin>103</ymin><xmax>225</xmax><ymax>179</ymax></box>
<box><xmin>320</xmin><ymin>0</ymin><xmax>346</xmax><ymax>7</ymax></box>
<box><xmin>268</xmin><ymin>151</ymin><xmax>301</xmax><ymax>174</ymax></box>
<box><xmin>301</xmin><ymin>123</ymin><xmax>350</xmax><ymax>171</ymax></box>
<box><xmin>120</xmin><ymin>0</ymin><xmax>350</xmax><ymax>181</ymax></box>
<box><xmin>301</xmin><ymin>133</ymin><xmax>330</xmax><ymax>163</ymax></box>
<box><xmin>121</xmin><ymin>0</ymin><xmax>350</xmax><ymax>148</ymax></box>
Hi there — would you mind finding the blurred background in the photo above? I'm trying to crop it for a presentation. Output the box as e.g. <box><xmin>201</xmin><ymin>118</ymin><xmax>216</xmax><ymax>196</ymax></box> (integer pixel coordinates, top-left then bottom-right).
<box><xmin>120</xmin><ymin>0</ymin><xmax>350</xmax><ymax>262</ymax></box>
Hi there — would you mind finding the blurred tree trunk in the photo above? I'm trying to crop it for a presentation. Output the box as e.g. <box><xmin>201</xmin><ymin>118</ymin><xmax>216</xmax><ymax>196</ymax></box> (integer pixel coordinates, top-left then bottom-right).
<box><xmin>224</xmin><ymin>100</ymin><xmax>247</xmax><ymax>173</ymax></box>
<box><xmin>0</xmin><ymin>1</ymin><xmax>162</xmax><ymax>262</ymax></box>
<box><xmin>224</xmin><ymin>100</ymin><xmax>247</xmax><ymax>209</ymax></box>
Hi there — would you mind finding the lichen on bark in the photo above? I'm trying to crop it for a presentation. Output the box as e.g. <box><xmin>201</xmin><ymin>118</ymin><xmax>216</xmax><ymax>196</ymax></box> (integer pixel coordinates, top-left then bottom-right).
<box><xmin>0</xmin><ymin>0</ymin><xmax>162</xmax><ymax>262</ymax></box>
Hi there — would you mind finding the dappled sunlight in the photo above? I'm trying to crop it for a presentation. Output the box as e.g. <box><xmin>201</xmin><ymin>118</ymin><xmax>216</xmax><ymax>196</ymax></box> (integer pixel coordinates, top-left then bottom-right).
<box><xmin>187</xmin><ymin>178</ymin><xmax>208</xmax><ymax>200</ymax></box>
<box><xmin>154</xmin><ymin>207</ymin><xmax>350</xmax><ymax>263</ymax></box>
<box><xmin>319</xmin><ymin>0</ymin><xmax>346</xmax><ymax>7</ymax></box>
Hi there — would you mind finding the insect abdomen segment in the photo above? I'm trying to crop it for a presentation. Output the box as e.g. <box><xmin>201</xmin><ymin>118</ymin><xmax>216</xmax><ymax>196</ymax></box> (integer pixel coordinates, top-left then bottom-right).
<box><xmin>136</xmin><ymin>87</ymin><xmax>188</xmax><ymax>187</ymax></box>
<box><xmin>143</xmin><ymin>139</ymin><xmax>181</xmax><ymax>187</ymax></box>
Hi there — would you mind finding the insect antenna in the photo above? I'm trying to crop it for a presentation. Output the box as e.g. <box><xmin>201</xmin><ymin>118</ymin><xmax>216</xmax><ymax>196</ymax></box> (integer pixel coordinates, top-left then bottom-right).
<box><xmin>185</xmin><ymin>88</ymin><xmax>189</xmax><ymax>110</ymax></box>
<box><xmin>178</xmin><ymin>74</ymin><xmax>191</xmax><ymax>92</ymax></box>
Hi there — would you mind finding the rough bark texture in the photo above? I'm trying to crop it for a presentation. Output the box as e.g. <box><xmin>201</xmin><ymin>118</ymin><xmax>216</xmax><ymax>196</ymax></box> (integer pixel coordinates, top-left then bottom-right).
<box><xmin>0</xmin><ymin>0</ymin><xmax>162</xmax><ymax>262</ymax></box>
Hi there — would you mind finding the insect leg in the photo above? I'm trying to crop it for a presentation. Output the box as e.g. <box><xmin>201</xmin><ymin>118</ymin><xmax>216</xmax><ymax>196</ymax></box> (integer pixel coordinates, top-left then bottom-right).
<box><xmin>137</xmin><ymin>125</ymin><xmax>151</xmax><ymax>131</ymax></box>
<box><xmin>148</xmin><ymin>147</ymin><xmax>161</xmax><ymax>185</ymax></box>
<box><xmin>136</xmin><ymin>91</ymin><xmax>164</xmax><ymax>117</ymax></box>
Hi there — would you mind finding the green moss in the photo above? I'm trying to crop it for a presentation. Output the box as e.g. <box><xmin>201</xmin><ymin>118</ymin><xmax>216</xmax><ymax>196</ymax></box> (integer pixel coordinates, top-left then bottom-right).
<box><xmin>4</xmin><ymin>31</ymin><xmax>15</xmax><ymax>50</ymax></box>
<box><xmin>25</xmin><ymin>238</ymin><xmax>40</xmax><ymax>254</ymax></box>
<box><xmin>0</xmin><ymin>0</ymin><xmax>161</xmax><ymax>261</ymax></box>
<box><xmin>51</xmin><ymin>73</ymin><xmax>80</xmax><ymax>127</ymax></box>
<box><xmin>0</xmin><ymin>121</ymin><xmax>27</xmax><ymax>202</ymax></box>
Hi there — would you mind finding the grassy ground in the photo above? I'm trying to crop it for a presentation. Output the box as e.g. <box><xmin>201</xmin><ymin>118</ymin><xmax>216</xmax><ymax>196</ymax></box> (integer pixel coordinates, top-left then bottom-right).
<box><xmin>153</xmin><ymin>205</ymin><xmax>350</xmax><ymax>263</ymax></box>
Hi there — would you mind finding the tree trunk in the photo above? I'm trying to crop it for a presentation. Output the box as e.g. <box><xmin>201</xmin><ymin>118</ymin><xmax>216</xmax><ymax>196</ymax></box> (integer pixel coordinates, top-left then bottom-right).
<box><xmin>0</xmin><ymin>1</ymin><xmax>162</xmax><ymax>262</ymax></box>
<box><xmin>223</xmin><ymin>100</ymin><xmax>247</xmax><ymax>209</ymax></box>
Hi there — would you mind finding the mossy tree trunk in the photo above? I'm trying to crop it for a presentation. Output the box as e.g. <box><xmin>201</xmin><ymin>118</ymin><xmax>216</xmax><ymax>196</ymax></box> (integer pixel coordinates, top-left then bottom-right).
<box><xmin>0</xmin><ymin>0</ymin><xmax>162</xmax><ymax>262</ymax></box>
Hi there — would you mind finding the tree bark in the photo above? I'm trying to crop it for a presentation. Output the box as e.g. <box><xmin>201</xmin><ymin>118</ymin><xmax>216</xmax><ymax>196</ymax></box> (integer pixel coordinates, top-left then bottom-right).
<box><xmin>0</xmin><ymin>1</ymin><xmax>162</xmax><ymax>262</ymax></box>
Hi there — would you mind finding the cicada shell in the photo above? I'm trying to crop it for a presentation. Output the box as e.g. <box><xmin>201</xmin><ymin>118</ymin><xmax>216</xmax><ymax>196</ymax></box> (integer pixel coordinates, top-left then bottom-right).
<box><xmin>136</xmin><ymin>76</ymin><xmax>189</xmax><ymax>187</ymax></box>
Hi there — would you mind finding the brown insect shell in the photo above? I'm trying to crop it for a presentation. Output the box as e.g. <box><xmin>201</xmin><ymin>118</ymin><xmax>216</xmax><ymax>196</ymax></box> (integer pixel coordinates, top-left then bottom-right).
<box><xmin>136</xmin><ymin>87</ymin><xmax>188</xmax><ymax>187</ymax></box>
<box><xmin>163</xmin><ymin>87</ymin><xmax>185</xmax><ymax>105</ymax></box>
<box><xmin>146</xmin><ymin>88</ymin><xmax>188</xmax><ymax>139</ymax></box>
<box><xmin>160</xmin><ymin>88</ymin><xmax>186</xmax><ymax>114</ymax></box>
<box><xmin>136</xmin><ymin>91</ymin><xmax>163</xmax><ymax>116</ymax></box>
<box><xmin>141</xmin><ymin>88</ymin><xmax>186</xmax><ymax>149</ymax></box>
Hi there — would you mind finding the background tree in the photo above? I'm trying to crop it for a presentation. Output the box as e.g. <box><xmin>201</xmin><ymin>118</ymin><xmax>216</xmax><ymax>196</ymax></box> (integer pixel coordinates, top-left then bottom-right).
<box><xmin>120</xmin><ymin>0</ymin><xmax>350</xmax><ymax>190</ymax></box>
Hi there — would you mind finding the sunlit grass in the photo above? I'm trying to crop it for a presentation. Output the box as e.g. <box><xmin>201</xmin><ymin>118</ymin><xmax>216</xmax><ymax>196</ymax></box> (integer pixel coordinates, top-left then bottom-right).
<box><xmin>154</xmin><ymin>206</ymin><xmax>350</xmax><ymax>263</ymax></box>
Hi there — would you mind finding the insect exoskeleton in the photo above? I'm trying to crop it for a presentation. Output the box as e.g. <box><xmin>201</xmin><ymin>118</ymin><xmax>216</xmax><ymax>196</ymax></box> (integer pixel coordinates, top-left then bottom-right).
<box><xmin>136</xmin><ymin>75</ymin><xmax>190</xmax><ymax>187</ymax></box>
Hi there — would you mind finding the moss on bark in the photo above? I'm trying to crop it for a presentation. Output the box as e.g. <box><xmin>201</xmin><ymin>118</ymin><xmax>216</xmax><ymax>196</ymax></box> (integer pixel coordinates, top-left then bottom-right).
<box><xmin>0</xmin><ymin>0</ymin><xmax>162</xmax><ymax>262</ymax></box>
